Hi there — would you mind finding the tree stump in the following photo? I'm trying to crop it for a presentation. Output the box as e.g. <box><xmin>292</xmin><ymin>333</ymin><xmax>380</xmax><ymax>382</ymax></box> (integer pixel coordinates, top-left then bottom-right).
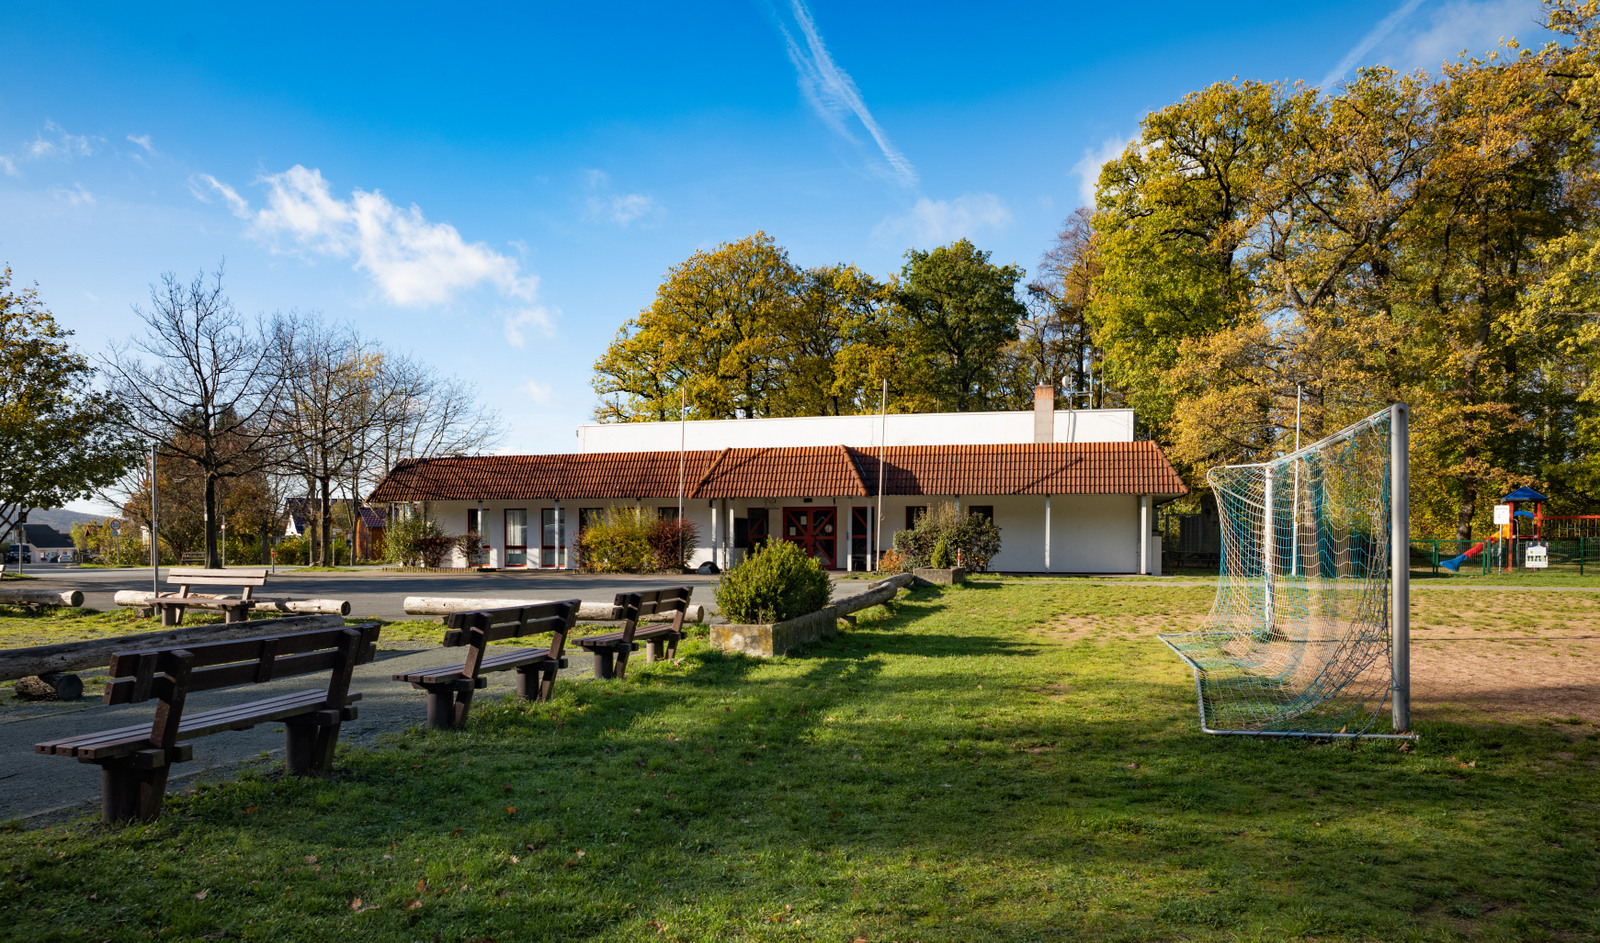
<box><xmin>13</xmin><ymin>672</ymin><xmax>84</xmax><ymax>701</ymax></box>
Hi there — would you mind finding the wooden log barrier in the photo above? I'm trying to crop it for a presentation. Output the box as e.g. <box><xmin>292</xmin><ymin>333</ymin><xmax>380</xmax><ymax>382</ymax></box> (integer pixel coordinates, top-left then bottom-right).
<box><xmin>0</xmin><ymin>588</ymin><xmax>85</xmax><ymax>607</ymax></box>
<box><xmin>112</xmin><ymin>591</ymin><xmax>351</xmax><ymax>616</ymax></box>
<box><xmin>402</xmin><ymin>596</ymin><xmax>706</xmax><ymax>624</ymax></box>
<box><xmin>831</xmin><ymin>573</ymin><xmax>913</xmax><ymax>617</ymax></box>
<box><xmin>0</xmin><ymin>613</ymin><xmax>346</xmax><ymax>683</ymax></box>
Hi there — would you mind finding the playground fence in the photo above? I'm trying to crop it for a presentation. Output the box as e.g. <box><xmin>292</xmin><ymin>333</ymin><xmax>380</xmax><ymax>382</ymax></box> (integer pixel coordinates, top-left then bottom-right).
<box><xmin>1409</xmin><ymin>538</ymin><xmax>1593</xmax><ymax>577</ymax></box>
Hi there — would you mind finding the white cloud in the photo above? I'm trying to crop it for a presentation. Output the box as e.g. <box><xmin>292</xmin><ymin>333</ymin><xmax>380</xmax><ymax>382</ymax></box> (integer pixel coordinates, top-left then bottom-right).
<box><xmin>127</xmin><ymin>133</ymin><xmax>154</xmax><ymax>153</ymax></box>
<box><xmin>777</xmin><ymin>0</ymin><xmax>917</xmax><ymax>189</ymax></box>
<box><xmin>189</xmin><ymin>173</ymin><xmax>252</xmax><ymax>218</ymax></box>
<box><xmin>1403</xmin><ymin>0</ymin><xmax>1544</xmax><ymax>70</ymax></box>
<box><xmin>872</xmin><ymin>193</ymin><xmax>1011</xmax><ymax>247</ymax></box>
<box><xmin>1071</xmin><ymin>135</ymin><xmax>1135</xmax><ymax>208</ymax></box>
<box><xmin>28</xmin><ymin>120</ymin><xmax>96</xmax><ymax>160</ymax></box>
<box><xmin>503</xmin><ymin>307</ymin><xmax>555</xmax><ymax>348</ymax></box>
<box><xmin>587</xmin><ymin>192</ymin><xmax>660</xmax><ymax>226</ymax></box>
<box><xmin>50</xmin><ymin>183</ymin><xmax>95</xmax><ymax>207</ymax></box>
<box><xmin>0</xmin><ymin>155</ymin><xmax>16</xmax><ymax>176</ymax></box>
<box><xmin>519</xmin><ymin>379</ymin><xmax>557</xmax><ymax>406</ymax></box>
<box><xmin>1321</xmin><ymin>0</ymin><xmax>1546</xmax><ymax>90</ymax></box>
<box><xmin>194</xmin><ymin>164</ymin><xmax>538</xmax><ymax>308</ymax></box>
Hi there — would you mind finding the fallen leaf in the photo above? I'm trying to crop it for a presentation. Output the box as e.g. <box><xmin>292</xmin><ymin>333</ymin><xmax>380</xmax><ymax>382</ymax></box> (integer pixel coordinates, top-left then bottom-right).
<box><xmin>350</xmin><ymin>898</ymin><xmax>363</xmax><ymax>910</ymax></box>
<box><xmin>194</xmin><ymin>889</ymin><xmax>209</xmax><ymax>900</ymax></box>
<box><xmin>408</xmin><ymin>899</ymin><xmax>423</xmax><ymax>910</ymax></box>
<box><xmin>509</xmin><ymin>855</ymin><xmax>520</xmax><ymax>864</ymax></box>
<box><xmin>506</xmin><ymin>806</ymin><xmax>517</xmax><ymax>815</ymax></box>
<box><xmin>305</xmin><ymin>855</ymin><xmax>317</xmax><ymax>864</ymax></box>
<box><xmin>417</xmin><ymin>878</ymin><xmax>428</xmax><ymax>893</ymax></box>
<box><xmin>576</xmin><ymin>849</ymin><xmax>586</xmax><ymax>858</ymax></box>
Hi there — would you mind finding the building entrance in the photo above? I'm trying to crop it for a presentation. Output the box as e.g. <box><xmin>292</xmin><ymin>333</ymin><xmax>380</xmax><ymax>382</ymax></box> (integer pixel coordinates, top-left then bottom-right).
<box><xmin>782</xmin><ymin>507</ymin><xmax>837</xmax><ymax>569</ymax></box>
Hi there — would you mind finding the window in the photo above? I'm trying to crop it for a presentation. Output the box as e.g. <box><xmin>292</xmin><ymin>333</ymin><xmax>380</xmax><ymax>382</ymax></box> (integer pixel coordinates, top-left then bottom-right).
<box><xmin>658</xmin><ymin>506</ymin><xmax>679</xmax><ymax>521</ymax></box>
<box><xmin>968</xmin><ymin>506</ymin><xmax>994</xmax><ymax>523</ymax></box>
<box><xmin>905</xmin><ymin>506</ymin><xmax>927</xmax><ymax>531</ymax></box>
<box><xmin>578</xmin><ymin>507</ymin><xmax>603</xmax><ymax>533</ymax></box>
<box><xmin>466</xmin><ymin>508</ymin><xmax>481</xmax><ymax>535</ymax></box>
<box><xmin>504</xmin><ymin>509</ymin><xmax>528</xmax><ymax>567</ymax></box>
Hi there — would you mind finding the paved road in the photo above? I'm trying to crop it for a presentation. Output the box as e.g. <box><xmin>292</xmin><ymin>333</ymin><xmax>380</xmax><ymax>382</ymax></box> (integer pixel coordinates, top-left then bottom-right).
<box><xmin>12</xmin><ymin>565</ymin><xmax>731</xmax><ymax>620</ymax></box>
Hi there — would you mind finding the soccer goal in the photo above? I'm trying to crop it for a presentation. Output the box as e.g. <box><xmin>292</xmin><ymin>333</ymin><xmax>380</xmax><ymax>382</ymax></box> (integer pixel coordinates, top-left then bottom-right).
<box><xmin>1160</xmin><ymin>403</ymin><xmax>1414</xmax><ymax>739</ymax></box>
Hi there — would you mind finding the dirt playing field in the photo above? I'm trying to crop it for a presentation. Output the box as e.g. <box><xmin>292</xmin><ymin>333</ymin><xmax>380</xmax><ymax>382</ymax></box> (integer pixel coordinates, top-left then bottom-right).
<box><xmin>1040</xmin><ymin>587</ymin><xmax>1600</xmax><ymax>728</ymax></box>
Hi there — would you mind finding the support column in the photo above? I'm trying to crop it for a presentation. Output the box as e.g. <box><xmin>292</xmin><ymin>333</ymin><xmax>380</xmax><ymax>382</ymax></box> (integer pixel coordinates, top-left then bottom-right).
<box><xmin>710</xmin><ymin>500</ymin><xmax>719</xmax><ymax>569</ymax></box>
<box><xmin>845</xmin><ymin>508</ymin><xmax>854</xmax><ymax>572</ymax></box>
<box><xmin>1391</xmin><ymin>403</ymin><xmax>1411</xmax><ymax>733</ymax></box>
<box><xmin>1044</xmin><ymin>495</ymin><xmax>1052</xmax><ymax>573</ymax></box>
<box><xmin>1139</xmin><ymin>495</ymin><xmax>1150</xmax><ymax>576</ymax></box>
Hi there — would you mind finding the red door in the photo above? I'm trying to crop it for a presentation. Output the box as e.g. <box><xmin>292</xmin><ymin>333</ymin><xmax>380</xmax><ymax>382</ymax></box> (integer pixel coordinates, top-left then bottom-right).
<box><xmin>782</xmin><ymin>507</ymin><xmax>837</xmax><ymax>568</ymax></box>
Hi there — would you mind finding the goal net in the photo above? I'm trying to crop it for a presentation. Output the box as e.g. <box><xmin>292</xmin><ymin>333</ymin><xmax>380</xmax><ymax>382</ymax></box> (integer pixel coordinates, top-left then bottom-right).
<box><xmin>1160</xmin><ymin>404</ymin><xmax>1413</xmax><ymax>739</ymax></box>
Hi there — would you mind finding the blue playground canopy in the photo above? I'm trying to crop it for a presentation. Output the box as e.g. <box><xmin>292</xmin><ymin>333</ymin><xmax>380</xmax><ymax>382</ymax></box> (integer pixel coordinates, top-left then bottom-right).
<box><xmin>1501</xmin><ymin>486</ymin><xmax>1548</xmax><ymax>503</ymax></box>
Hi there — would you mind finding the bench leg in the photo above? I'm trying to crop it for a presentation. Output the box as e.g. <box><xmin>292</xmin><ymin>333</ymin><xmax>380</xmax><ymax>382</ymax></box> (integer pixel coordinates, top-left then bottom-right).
<box><xmin>160</xmin><ymin>605</ymin><xmax>184</xmax><ymax>626</ymax></box>
<box><xmin>225</xmin><ymin>606</ymin><xmax>246</xmax><ymax>624</ymax></box>
<box><xmin>421</xmin><ymin>685</ymin><xmax>473</xmax><ymax>730</ymax></box>
<box><xmin>593</xmin><ymin>650</ymin><xmax>616</xmax><ymax>680</ymax></box>
<box><xmin>285</xmin><ymin>720</ymin><xmax>319</xmax><ymax>774</ymax></box>
<box><xmin>644</xmin><ymin>639</ymin><xmax>665</xmax><ymax>664</ymax></box>
<box><xmin>516</xmin><ymin>663</ymin><xmax>558</xmax><ymax>702</ymax></box>
<box><xmin>100</xmin><ymin>764</ymin><xmax>170</xmax><ymax>823</ymax></box>
<box><xmin>667</xmin><ymin>635</ymin><xmax>681</xmax><ymax>660</ymax></box>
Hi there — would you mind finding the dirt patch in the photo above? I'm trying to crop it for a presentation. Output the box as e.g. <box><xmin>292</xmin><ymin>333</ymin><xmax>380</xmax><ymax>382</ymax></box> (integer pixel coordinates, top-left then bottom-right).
<box><xmin>1037</xmin><ymin>590</ymin><xmax>1600</xmax><ymax>727</ymax></box>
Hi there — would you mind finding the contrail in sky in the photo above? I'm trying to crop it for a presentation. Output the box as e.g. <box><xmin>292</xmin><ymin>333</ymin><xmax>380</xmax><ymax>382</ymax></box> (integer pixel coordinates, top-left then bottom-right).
<box><xmin>778</xmin><ymin>0</ymin><xmax>918</xmax><ymax>188</ymax></box>
<box><xmin>1319</xmin><ymin>0</ymin><xmax>1428</xmax><ymax>91</ymax></box>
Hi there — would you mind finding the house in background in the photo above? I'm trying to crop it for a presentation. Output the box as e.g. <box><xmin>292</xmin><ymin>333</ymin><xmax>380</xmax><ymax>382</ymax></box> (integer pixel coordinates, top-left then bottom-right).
<box><xmin>8</xmin><ymin>523</ymin><xmax>77</xmax><ymax>563</ymax></box>
<box><xmin>283</xmin><ymin>498</ymin><xmax>388</xmax><ymax>561</ymax></box>
<box><xmin>370</xmin><ymin>388</ymin><xmax>1188</xmax><ymax>574</ymax></box>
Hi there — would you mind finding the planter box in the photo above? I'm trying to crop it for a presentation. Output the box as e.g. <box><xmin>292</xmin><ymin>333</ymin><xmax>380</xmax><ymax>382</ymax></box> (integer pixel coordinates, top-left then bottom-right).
<box><xmin>913</xmin><ymin>566</ymin><xmax>966</xmax><ymax>585</ymax></box>
<box><xmin>710</xmin><ymin>606</ymin><xmax>840</xmax><ymax>658</ymax></box>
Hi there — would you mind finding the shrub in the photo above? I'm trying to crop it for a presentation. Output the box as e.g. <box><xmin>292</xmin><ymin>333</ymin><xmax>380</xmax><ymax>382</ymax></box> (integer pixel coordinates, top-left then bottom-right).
<box><xmin>875</xmin><ymin>548</ymin><xmax>908</xmax><ymax>573</ymax></box>
<box><xmin>579</xmin><ymin>506</ymin><xmax>655</xmax><ymax>573</ymax></box>
<box><xmin>715</xmin><ymin>539</ymin><xmax>831</xmax><ymax>624</ymax></box>
<box><xmin>648</xmin><ymin>516</ymin><xmax>700</xmax><ymax>572</ymax></box>
<box><xmin>893</xmin><ymin>502</ymin><xmax>1002</xmax><ymax>571</ymax></box>
<box><xmin>384</xmin><ymin>514</ymin><xmax>461</xmax><ymax>567</ymax></box>
<box><xmin>930</xmin><ymin>535</ymin><xmax>953</xmax><ymax>569</ymax></box>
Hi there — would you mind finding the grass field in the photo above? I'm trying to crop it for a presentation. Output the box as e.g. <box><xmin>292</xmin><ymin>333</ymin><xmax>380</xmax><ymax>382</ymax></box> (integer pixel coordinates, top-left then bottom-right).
<box><xmin>1</xmin><ymin>580</ymin><xmax>1596</xmax><ymax>941</ymax></box>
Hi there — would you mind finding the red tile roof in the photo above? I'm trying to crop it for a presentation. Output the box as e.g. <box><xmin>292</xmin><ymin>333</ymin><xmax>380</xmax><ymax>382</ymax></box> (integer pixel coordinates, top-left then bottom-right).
<box><xmin>369</xmin><ymin>442</ymin><xmax>1187</xmax><ymax>502</ymax></box>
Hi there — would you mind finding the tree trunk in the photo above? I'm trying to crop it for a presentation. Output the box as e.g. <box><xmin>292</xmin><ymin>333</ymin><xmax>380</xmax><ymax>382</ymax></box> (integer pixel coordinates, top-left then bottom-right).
<box><xmin>319</xmin><ymin>476</ymin><xmax>333</xmax><ymax>567</ymax></box>
<box><xmin>204</xmin><ymin>473</ymin><xmax>220</xmax><ymax>569</ymax></box>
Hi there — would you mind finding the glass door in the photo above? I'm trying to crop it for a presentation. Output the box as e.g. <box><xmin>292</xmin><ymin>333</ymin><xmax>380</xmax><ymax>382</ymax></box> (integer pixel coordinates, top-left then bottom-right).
<box><xmin>541</xmin><ymin>508</ymin><xmax>566</xmax><ymax>568</ymax></box>
<box><xmin>504</xmin><ymin>509</ymin><xmax>528</xmax><ymax>567</ymax></box>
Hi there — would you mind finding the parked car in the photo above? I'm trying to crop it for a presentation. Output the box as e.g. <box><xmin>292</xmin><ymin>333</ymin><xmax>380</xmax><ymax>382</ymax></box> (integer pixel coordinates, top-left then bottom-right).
<box><xmin>5</xmin><ymin>545</ymin><xmax>33</xmax><ymax>564</ymax></box>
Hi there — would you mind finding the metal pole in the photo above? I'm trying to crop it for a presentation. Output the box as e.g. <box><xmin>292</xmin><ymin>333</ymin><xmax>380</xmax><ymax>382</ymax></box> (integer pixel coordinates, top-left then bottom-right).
<box><xmin>679</xmin><ymin>387</ymin><xmax>685</xmax><ymax>566</ymax></box>
<box><xmin>150</xmin><ymin>443</ymin><xmax>159</xmax><ymax>597</ymax></box>
<box><xmin>1390</xmin><ymin>403</ymin><xmax>1411</xmax><ymax>733</ymax></box>
<box><xmin>875</xmin><ymin>379</ymin><xmax>887</xmax><ymax>570</ymax></box>
<box><xmin>1292</xmin><ymin>385</ymin><xmax>1302</xmax><ymax>577</ymax></box>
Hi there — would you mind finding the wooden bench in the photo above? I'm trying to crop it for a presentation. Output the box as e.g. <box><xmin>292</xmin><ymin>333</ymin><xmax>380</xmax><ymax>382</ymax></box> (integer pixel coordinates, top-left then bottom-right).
<box><xmin>150</xmin><ymin>567</ymin><xmax>269</xmax><ymax>625</ymax></box>
<box><xmin>394</xmin><ymin>599</ymin><xmax>579</xmax><ymax>730</ymax></box>
<box><xmin>35</xmin><ymin>622</ymin><xmax>380</xmax><ymax>823</ymax></box>
<box><xmin>577</xmin><ymin>586</ymin><xmax>694</xmax><ymax>680</ymax></box>
<box><xmin>180</xmin><ymin>551</ymin><xmax>206</xmax><ymax>564</ymax></box>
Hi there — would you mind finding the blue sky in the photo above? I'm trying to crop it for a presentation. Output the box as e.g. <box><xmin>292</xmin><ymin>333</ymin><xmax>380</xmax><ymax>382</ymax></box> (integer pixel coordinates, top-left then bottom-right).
<box><xmin>1</xmin><ymin>0</ymin><xmax>1553</xmax><ymax>488</ymax></box>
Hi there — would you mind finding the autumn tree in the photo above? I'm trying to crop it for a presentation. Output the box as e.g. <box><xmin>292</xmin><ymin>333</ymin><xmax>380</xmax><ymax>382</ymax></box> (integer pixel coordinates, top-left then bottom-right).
<box><xmin>0</xmin><ymin>266</ymin><xmax>141</xmax><ymax>550</ymax></box>
<box><xmin>100</xmin><ymin>266</ymin><xmax>290</xmax><ymax>568</ymax></box>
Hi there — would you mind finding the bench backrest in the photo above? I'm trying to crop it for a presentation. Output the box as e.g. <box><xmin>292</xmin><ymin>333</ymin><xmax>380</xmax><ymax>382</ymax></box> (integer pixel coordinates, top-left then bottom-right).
<box><xmin>612</xmin><ymin>585</ymin><xmax>694</xmax><ymax>621</ymax></box>
<box><xmin>166</xmin><ymin>567</ymin><xmax>270</xmax><ymax>589</ymax></box>
<box><xmin>104</xmin><ymin>623</ymin><xmax>381</xmax><ymax>705</ymax></box>
<box><xmin>444</xmin><ymin>600</ymin><xmax>580</xmax><ymax>679</ymax></box>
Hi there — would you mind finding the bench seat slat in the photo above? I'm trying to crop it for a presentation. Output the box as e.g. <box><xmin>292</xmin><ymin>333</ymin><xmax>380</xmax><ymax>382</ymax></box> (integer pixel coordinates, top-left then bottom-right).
<box><xmin>37</xmin><ymin>690</ymin><xmax>363</xmax><ymax>761</ymax></box>
<box><xmin>166</xmin><ymin>568</ymin><xmax>268</xmax><ymax>579</ymax></box>
<box><xmin>396</xmin><ymin>647</ymin><xmax>559</xmax><ymax>686</ymax></box>
<box><xmin>579</xmin><ymin>625</ymin><xmax>685</xmax><ymax>650</ymax></box>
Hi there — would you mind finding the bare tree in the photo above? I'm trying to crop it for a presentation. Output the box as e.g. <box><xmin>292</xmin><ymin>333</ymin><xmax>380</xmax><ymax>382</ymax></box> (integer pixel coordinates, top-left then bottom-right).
<box><xmin>99</xmin><ymin>265</ymin><xmax>291</xmax><ymax>568</ymax></box>
<box><xmin>361</xmin><ymin>357</ymin><xmax>502</xmax><ymax>500</ymax></box>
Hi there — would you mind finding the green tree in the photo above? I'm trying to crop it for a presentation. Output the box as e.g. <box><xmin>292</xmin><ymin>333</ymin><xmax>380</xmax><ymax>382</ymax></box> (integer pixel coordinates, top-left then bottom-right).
<box><xmin>892</xmin><ymin>239</ymin><xmax>1026</xmax><ymax>412</ymax></box>
<box><xmin>0</xmin><ymin>266</ymin><xmax>141</xmax><ymax>550</ymax></box>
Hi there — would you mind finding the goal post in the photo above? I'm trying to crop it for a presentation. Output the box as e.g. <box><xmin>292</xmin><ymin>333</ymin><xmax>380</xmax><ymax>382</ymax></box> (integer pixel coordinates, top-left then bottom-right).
<box><xmin>1161</xmin><ymin>403</ymin><xmax>1416</xmax><ymax>740</ymax></box>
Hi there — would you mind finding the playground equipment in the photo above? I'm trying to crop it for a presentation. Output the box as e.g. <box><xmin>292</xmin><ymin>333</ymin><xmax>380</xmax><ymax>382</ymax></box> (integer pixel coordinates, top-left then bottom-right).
<box><xmin>1439</xmin><ymin>486</ymin><xmax>1551</xmax><ymax>573</ymax></box>
<box><xmin>1161</xmin><ymin>404</ymin><xmax>1412</xmax><ymax>739</ymax></box>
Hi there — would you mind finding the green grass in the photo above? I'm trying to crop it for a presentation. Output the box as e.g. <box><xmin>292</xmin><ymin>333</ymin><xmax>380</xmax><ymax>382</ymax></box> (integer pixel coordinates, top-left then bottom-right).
<box><xmin>2</xmin><ymin>582</ymin><xmax>1597</xmax><ymax>941</ymax></box>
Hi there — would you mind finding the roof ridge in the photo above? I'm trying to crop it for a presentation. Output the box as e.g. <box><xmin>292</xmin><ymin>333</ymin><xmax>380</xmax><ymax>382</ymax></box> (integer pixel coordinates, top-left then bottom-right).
<box><xmin>838</xmin><ymin>443</ymin><xmax>870</xmax><ymax>497</ymax></box>
<box><xmin>690</xmin><ymin>448</ymin><xmax>731</xmax><ymax>499</ymax></box>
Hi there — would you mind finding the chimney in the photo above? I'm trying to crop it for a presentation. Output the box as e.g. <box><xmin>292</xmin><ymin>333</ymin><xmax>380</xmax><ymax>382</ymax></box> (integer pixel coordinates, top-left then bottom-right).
<box><xmin>1033</xmin><ymin>385</ymin><xmax>1054</xmax><ymax>443</ymax></box>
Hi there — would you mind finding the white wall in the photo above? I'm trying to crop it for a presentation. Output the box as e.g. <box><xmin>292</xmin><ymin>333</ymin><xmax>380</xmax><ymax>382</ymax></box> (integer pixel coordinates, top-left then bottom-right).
<box><xmin>574</xmin><ymin>408</ymin><xmax>1134</xmax><ymax>453</ymax></box>
<box><xmin>422</xmin><ymin>492</ymin><xmax>1156</xmax><ymax>574</ymax></box>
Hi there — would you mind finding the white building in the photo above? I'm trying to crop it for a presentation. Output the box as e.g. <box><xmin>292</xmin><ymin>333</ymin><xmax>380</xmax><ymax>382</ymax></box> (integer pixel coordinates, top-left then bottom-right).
<box><xmin>369</xmin><ymin>388</ymin><xmax>1187</xmax><ymax>574</ymax></box>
